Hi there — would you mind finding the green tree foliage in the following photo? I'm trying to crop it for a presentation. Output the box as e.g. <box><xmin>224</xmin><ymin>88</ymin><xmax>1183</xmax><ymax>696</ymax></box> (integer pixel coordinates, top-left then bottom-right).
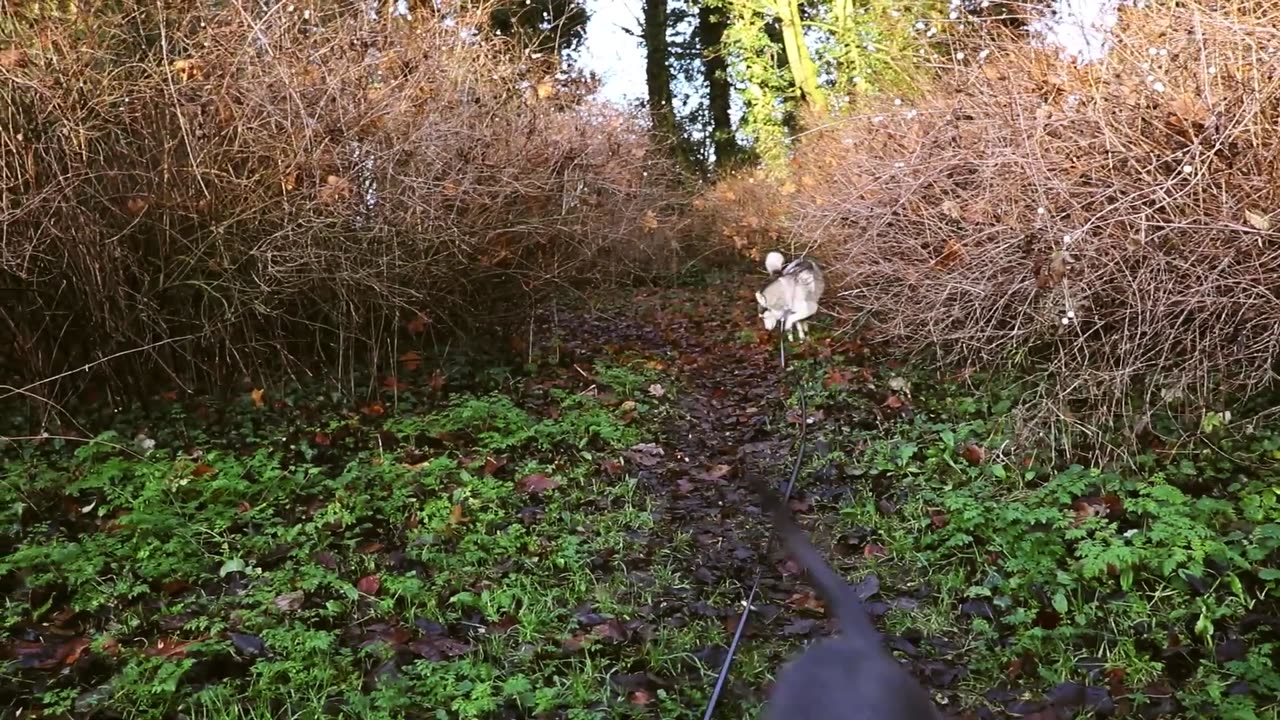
<box><xmin>712</xmin><ymin>0</ymin><xmax>944</xmax><ymax>167</ymax></box>
<box><xmin>717</xmin><ymin>0</ymin><xmax>794</xmax><ymax>167</ymax></box>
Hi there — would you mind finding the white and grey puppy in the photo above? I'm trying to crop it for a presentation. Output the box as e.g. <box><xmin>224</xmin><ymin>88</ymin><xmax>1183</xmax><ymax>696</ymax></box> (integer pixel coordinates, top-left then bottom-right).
<box><xmin>756</xmin><ymin>253</ymin><xmax>825</xmax><ymax>341</ymax></box>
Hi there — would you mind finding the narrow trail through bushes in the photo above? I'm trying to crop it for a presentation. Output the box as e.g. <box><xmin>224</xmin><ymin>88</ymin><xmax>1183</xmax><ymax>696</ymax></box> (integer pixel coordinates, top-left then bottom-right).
<box><xmin>542</xmin><ymin>275</ymin><xmax>968</xmax><ymax>714</ymax></box>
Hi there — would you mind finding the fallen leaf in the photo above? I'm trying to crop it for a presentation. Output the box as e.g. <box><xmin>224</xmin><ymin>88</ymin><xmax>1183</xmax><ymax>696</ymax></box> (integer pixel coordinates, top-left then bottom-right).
<box><xmin>250</xmin><ymin>388</ymin><xmax>265</xmax><ymax>408</ymax></box>
<box><xmin>488</xmin><ymin>616</ymin><xmax>519</xmax><ymax>635</ymax></box>
<box><xmin>691</xmin><ymin>464</ymin><xmax>732</xmax><ymax>482</ymax></box>
<box><xmin>960</xmin><ymin>443</ymin><xmax>985</xmax><ymax>465</ymax></box>
<box><xmin>360</xmin><ymin>402</ymin><xmax>385</xmax><ymax>417</ymax></box>
<box><xmin>824</xmin><ymin>367</ymin><xmax>851</xmax><ymax>387</ymax></box>
<box><xmin>191</xmin><ymin>463</ymin><xmax>217</xmax><ymax>478</ymax></box>
<box><xmin>1168</xmin><ymin>93</ymin><xmax>1210</xmax><ymax>124</ymax></box>
<box><xmin>481</xmin><ymin>456</ymin><xmax>507</xmax><ymax>476</ymax></box>
<box><xmin>591</xmin><ymin>619</ymin><xmax>627</xmax><ymax>642</ymax></box>
<box><xmin>147</xmin><ymin>636</ymin><xmax>197</xmax><ymax>659</ymax></box>
<box><xmin>219</xmin><ymin>558</ymin><xmax>247</xmax><ymax>577</ymax></box>
<box><xmin>161</xmin><ymin>579</ymin><xmax>193</xmax><ymax>595</ymax></box>
<box><xmin>12</xmin><ymin>642</ymin><xmax>56</xmax><ymax>669</ymax></box>
<box><xmin>124</xmin><ymin>195</ymin><xmax>149</xmax><ymax>216</ymax></box>
<box><xmin>883</xmin><ymin>394</ymin><xmax>904</xmax><ymax>409</ymax></box>
<box><xmin>518</xmin><ymin>473</ymin><xmax>560</xmax><ymax>494</ymax></box>
<box><xmin>0</xmin><ymin>47</ymin><xmax>28</xmax><ymax>69</ymax></box>
<box><xmin>863</xmin><ymin>543</ymin><xmax>887</xmax><ymax>558</ymax></box>
<box><xmin>647</xmin><ymin>383</ymin><xmax>665</xmax><ymax>398</ymax></box>
<box><xmin>1245</xmin><ymin>209</ymin><xmax>1272</xmax><ymax>231</ymax></box>
<box><xmin>274</xmin><ymin>590</ymin><xmax>305</xmax><ymax>612</ymax></box>
<box><xmin>1101</xmin><ymin>494</ymin><xmax>1125</xmax><ymax>515</ymax></box>
<box><xmin>318</xmin><ymin>174</ymin><xmax>351</xmax><ymax>204</ymax></box>
<box><xmin>356</xmin><ymin>575</ymin><xmax>381</xmax><ymax>596</ymax></box>
<box><xmin>1072</xmin><ymin>497</ymin><xmax>1110</xmax><ymax>526</ymax></box>
<box><xmin>398</xmin><ymin>351</ymin><xmax>422</xmax><ymax>371</ymax></box>
<box><xmin>409</xmin><ymin>635</ymin><xmax>472</xmax><ymax>660</ymax></box>
<box><xmin>314</xmin><ymin>431</ymin><xmax>331</xmax><ymax>446</ymax></box>
<box><xmin>448</xmin><ymin>503</ymin><xmax>468</xmax><ymax>526</ymax></box>
<box><xmin>560</xmin><ymin>632</ymin><xmax>587</xmax><ymax>653</ymax></box>
<box><xmin>622</xmin><ymin>443</ymin><xmax>664</xmax><ymax>467</ymax></box>
<box><xmin>229</xmin><ymin>632</ymin><xmax>266</xmax><ymax>657</ymax></box>
<box><xmin>933</xmin><ymin>238</ymin><xmax>965</xmax><ymax>269</ymax></box>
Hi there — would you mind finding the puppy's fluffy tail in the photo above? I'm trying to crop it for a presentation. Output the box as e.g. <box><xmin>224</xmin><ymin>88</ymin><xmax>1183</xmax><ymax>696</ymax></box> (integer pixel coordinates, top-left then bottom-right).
<box><xmin>757</xmin><ymin>480</ymin><xmax>881</xmax><ymax>645</ymax></box>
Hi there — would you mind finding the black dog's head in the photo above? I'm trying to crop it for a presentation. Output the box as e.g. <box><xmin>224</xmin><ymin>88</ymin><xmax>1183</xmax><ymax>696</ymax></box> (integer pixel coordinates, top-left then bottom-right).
<box><xmin>755</xmin><ymin>477</ymin><xmax>943</xmax><ymax>720</ymax></box>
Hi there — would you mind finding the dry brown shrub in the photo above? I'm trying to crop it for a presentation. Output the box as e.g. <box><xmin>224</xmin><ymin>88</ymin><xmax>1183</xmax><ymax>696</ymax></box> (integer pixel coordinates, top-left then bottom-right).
<box><xmin>689</xmin><ymin>167</ymin><xmax>800</xmax><ymax>268</ymax></box>
<box><xmin>0</xmin><ymin>2</ymin><xmax>686</xmax><ymax>403</ymax></box>
<box><xmin>788</xmin><ymin>0</ymin><xmax>1280</xmax><ymax>441</ymax></box>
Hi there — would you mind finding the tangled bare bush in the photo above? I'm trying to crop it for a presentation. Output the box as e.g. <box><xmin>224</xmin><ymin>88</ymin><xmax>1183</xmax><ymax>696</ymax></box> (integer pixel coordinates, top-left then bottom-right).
<box><xmin>688</xmin><ymin>168</ymin><xmax>797</xmax><ymax>268</ymax></box>
<box><xmin>0</xmin><ymin>3</ymin><xmax>684</xmax><ymax>399</ymax></box>
<box><xmin>790</xmin><ymin>1</ymin><xmax>1280</xmax><ymax>435</ymax></box>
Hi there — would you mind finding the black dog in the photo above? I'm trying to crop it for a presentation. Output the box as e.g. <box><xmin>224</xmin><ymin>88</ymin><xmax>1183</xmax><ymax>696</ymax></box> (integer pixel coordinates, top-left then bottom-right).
<box><xmin>758</xmin><ymin>482</ymin><xmax>943</xmax><ymax>720</ymax></box>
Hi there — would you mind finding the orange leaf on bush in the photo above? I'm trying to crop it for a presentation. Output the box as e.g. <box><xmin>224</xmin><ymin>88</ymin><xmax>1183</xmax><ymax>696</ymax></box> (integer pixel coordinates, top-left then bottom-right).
<box><xmin>399</xmin><ymin>351</ymin><xmax>422</xmax><ymax>371</ymax></box>
<box><xmin>406</xmin><ymin>313</ymin><xmax>429</xmax><ymax>335</ymax></box>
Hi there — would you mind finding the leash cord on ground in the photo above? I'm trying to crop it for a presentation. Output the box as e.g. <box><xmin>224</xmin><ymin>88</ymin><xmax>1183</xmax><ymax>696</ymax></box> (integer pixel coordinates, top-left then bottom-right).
<box><xmin>701</xmin><ymin>321</ymin><xmax>807</xmax><ymax>720</ymax></box>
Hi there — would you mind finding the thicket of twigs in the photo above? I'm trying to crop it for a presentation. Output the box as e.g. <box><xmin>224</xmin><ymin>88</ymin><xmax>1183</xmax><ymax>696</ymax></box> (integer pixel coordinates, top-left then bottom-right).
<box><xmin>0</xmin><ymin>3</ymin><xmax>685</xmax><ymax>404</ymax></box>
<box><xmin>787</xmin><ymin>0</ymin><xmax>1280</xmax><ymax>440</ymax></box>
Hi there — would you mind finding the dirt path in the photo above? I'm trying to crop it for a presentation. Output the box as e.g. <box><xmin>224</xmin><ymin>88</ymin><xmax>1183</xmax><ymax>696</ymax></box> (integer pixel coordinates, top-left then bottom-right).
<box><xmin>538</xmin><ymin>275</ymin><xmax>966</xmax><ymax>716</ymax></box>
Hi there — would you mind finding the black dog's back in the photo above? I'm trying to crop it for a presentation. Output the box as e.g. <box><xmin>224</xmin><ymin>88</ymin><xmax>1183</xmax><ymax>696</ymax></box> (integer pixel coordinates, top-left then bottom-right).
<box><xmin>759</xmin><ymin>483</ymin><xmax>942</xmax><ymax>720</ymax></box>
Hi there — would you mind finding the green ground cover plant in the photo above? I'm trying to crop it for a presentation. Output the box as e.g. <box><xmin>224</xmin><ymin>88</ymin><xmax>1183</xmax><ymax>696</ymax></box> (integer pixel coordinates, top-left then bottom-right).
<box><xmin>5</xmin><ymin>282</ymin><xmax>1278</xmax><ymax>719</ymax></box>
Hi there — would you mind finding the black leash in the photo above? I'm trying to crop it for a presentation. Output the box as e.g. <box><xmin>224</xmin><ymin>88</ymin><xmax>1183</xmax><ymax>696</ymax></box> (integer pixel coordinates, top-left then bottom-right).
<box><xmin>701</xmin><ymin>315</ymin><xmax>808</xmax><ymax>720</ymax></box>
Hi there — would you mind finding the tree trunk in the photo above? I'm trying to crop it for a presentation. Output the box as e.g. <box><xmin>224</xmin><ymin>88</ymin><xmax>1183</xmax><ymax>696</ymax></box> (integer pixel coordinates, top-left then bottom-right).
<box><xmin>644</xmin><ymin>0</ymin><xmax>679</xmax><ymax>141</ymax></box>
<box><xmin>697</xmin><ymin>2</ymin><xmax>740</xmax><ymax>171</ymax></box>
<box><xmin>770</xmin><ymin>0</ymin><xmax>825</xmax><ymax>114</ymax></box>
